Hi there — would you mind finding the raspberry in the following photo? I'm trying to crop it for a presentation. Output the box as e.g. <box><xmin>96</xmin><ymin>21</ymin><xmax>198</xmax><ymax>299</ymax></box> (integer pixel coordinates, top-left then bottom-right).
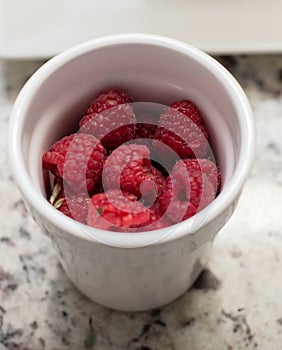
<box><xmin>135</xmin><ymin>111</ymin><xmax>157</xmax><ymax>139</ymax></box>
<box><xmin>86</xmin><ymin>88</ymin><xmax>132</xmax><ymax>114</ymax></box>
<box><xmin>131</xmin><ymin>202</ymin><xmax>173</xmax><ymax>231</ymax></box>
<box><xmin>159</xmin><ymin>158</ymin><xmax>219</xmax><ymax>222</ymax></box>
<box><xmin>171</xmin><ymin>158</ymin><xmax>221</xmax><ymax>192</ymax></box>
<box><xmin>154</xmin><ymin>100</ymin><xmax>209</xmax><ymax>159</ymax></box>
<box><xmin>142</xmin><ymin>203</ymin><xmax>172</xmax><ymax>231</ymax></box>
<box><xmin>136</xmin><ymin>122</ymin><xmax>156</xmax><ymax>140</ymax></box>
<box><xmin>79</xmin><ymin>88</ymin><xmax>136</xmax><ymax>151</ymax></box>
<box><xmin>88</xmin><ymin>189</ymin><xmax>151</xmax><ymax>230</ymax></box>
<box><xmin>42</xmin><ymin>133</ymin><xmax>106</xmax><ymax>192</ymax></box>
<box><xmin>170</xmin><ymin>100</ymin><xmax>205</xmax><ymax>126</ymax></box>
<box><xmin>49</xmin><ymin>181</ymin><xmax>89</xmax><ymax>224</ymax></box>
<box><xmin>102</xmin><ymin>144</ymin><xmax>165</xmax><ymax>203</ymax></box>
<box><xmin>43</xmin><ymin>88</ymin><xmax>221</xmax><ymax>232</ymax></box>
<box><xmin>58</xmin><ymin>193</ymin><xmax>89</xmax><ymax>224</ymax></box>
<box><xmin>138</xmin><ymin>165</ymin><xmax>166</xmax><ymax>204</ymax></box>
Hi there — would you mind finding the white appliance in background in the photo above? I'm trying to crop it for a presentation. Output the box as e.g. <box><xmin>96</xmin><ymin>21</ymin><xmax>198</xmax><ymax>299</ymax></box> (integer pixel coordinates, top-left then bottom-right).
<box><xmin>0</xmin><ymin>0</ymin><xmax>282</xmax><ymax>58</ymax></box>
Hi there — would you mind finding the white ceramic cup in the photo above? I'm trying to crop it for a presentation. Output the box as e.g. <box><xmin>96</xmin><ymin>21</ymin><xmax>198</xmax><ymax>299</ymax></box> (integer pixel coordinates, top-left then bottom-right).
<box><xmin>9</xmin><ymin>34</ymin><xmax>254</xmax><ymax>311</ymax></box>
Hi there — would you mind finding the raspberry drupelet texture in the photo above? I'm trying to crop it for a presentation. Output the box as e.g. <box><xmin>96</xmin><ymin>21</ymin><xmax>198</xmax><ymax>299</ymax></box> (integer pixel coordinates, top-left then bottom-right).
<box><xmin>169</xmin><ymin>100</ymin><xmax>205</xmax><ymax>126</ymax></box>
<box><xmin>87</xmin><ymin>189</ymin><xmax>151</xmax><ymax>230</ymax></box>
<box><xmin>79</xmin><ymin>88</ymin><xmax>136</xmax><ymax>151</ymax></box>
<box><xmin>159</xmin><ymin>158</ymin><xmax>220</xmax><ymax>222</ymax></box>
<box><xmin>176</xmin><ymin>158</ymin><xmax>221</xmax><ymax>192</ymax></box>
<box><xmin>102</xmin><ymin>144</ymin><xmax>165</xmax><ymax>203</ymax></box>
<box><xmin>58</xmin><ymin>193</ymin><xmax>90</xmax><ymax>224</ymax></box>
<box><xmin>42</xmin><ymin>133</ymin><xmax>106</xmax><ymax>192</ymax></box>
<box><xmin>139</xmin><ymin>202</ymin><xmax>172</xmax><ymax>231</ymax></box>
<box><xmin>86</xmin><ymin>88</ymin><xmax>132</xmax><ymax>114</ymax></box>
<box><xmin>43</xmin><ymin>89</ymin><xmax>221</xmax><ymax>232</ymax></box>
<box><xmin>154</xmin><ymin>100</ymin><xmax>209</xmax><ymax>159</ymax></box>
<box><xmin>135</xmin><ymin>111</ymin><xmax>157</xmax><ymax>140</ymax></box>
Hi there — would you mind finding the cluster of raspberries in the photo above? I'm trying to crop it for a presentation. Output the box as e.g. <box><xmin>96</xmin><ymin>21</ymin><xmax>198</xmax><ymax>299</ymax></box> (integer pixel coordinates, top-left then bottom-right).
<box><xmin>42</xmin><ymin>88</ymin><xmax>221</xmax><ymax>232</ymax></box>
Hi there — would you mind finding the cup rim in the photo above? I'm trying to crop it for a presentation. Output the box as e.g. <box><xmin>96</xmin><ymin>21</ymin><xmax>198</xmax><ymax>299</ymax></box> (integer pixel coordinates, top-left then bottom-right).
<box><xmin>8</xmin><ymin>33</ymin><xmax>255</xmax><ymax>248</ymax></box>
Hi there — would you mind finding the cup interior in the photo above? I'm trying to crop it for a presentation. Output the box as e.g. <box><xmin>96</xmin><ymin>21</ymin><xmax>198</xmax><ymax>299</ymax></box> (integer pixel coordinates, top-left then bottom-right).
<box><xmin>11</xmin><ymin>35</ymin><xmax>253</xmax><ymax>246</ymax></box>
<box><xmin>22</xmin><ymin>41</ymin><xmax>239</xmax><ymax>194</ymax></box>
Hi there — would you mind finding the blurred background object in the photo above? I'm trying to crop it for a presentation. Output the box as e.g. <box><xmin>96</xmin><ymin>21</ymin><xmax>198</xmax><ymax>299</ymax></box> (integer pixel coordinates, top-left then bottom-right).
<box><xmin>0</xmin><ymin>344</ymin><xmax>8</xmax><ymax>350</ymax></box>
<box><xmin>1</xmin><ymin>0</ymin><xmax>282</xmax><ymax>58</ymax></box>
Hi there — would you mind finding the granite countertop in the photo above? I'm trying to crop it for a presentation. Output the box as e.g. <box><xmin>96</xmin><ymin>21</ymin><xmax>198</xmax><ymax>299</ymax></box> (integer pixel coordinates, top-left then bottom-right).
<box><xmin>0</xmin><ymin>54</ymin><xmax>282</xmax><ymax>350</ymax></box>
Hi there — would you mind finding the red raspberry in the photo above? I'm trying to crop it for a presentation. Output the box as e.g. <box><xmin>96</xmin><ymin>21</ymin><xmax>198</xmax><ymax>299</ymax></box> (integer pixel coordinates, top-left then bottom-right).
<box><xmin>170</xmin><ymin>100</ymin><xmax>205</xmax><ymax>126</ymax></box>
<box><xmin>88</xmin><ymin>189</ymin><xmax>151</xmax><ymax>230</ymax></box>
<box><xmin>102</xmin><ymin>144</ymin><xmax>165</xmax><ymax>203</ymax></box>
<box><xmin>58</xmin><ymin>193</ymin><xmax>89</xmax><ymax>224</ymax></box>
<box><xmin>136</xmin><ymin>123</ymin><xmax>156</xmax><ymax>140</ymax></box>
<box><xmin>49</xmin><ymin>181</ymin><xmax>89</xmax><ymax>224</ymax></box>
<box><xmin>141</xmin><ymin>203</ymin><xmax>172</xmax><ymax>231</ymax></box>
<box><xmin>171</xmin><ymin>158</ymin><xmax>221</xmax><ymax>192</ymax></box>
<box><xmin>86</xmin><ymin>88</ymin><xmax>132</xmax><ymax>114</ymax></box>
<box><xmin>42</xmin><ymin>133</ymin><xmax>106</xmax><ymax>192</ymax></box>
<box><xmin>135</xmin><ymin>111</ymin><xmax>157</xmax><ymax>139</ymax></box>
<box><xmin>79</xmin><ymin>88</ymin><xmax>136</xmax><ymax>151</ymax></box>
<box><xmin>159</xmin><ymin>159</ymin><xmax>220</xmax><ymax>223</ymax></box>
<box><xmin>139</xmin><ymin>165</ymin><xmax>166</xmax><ymax>204</ymax></box>
<box><xmin>154</xmin><ymin>100</ymin><xmax>209</xmax><ymax>159</ymax></box>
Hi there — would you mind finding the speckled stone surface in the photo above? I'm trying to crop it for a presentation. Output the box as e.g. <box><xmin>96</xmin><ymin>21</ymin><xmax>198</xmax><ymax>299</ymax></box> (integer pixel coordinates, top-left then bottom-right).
<box><xmin>0</xmin><ymin>55</ymin><xmax>282</xmax><ymax>350</ymax></box>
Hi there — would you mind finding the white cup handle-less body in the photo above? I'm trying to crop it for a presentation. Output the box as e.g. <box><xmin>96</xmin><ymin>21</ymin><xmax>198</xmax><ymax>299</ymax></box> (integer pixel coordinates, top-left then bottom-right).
<box><xmin>9</xmin><ymin>34</ymin><xmax>254</xmax><ymax>311</ymax></box>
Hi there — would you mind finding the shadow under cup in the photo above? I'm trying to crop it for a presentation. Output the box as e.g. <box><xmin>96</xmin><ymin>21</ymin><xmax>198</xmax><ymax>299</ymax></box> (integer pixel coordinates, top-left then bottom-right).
<box><xmin>10</xmin><ymin>36</ymin><xmax>254</xmax><ymax>310</ymax></box>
